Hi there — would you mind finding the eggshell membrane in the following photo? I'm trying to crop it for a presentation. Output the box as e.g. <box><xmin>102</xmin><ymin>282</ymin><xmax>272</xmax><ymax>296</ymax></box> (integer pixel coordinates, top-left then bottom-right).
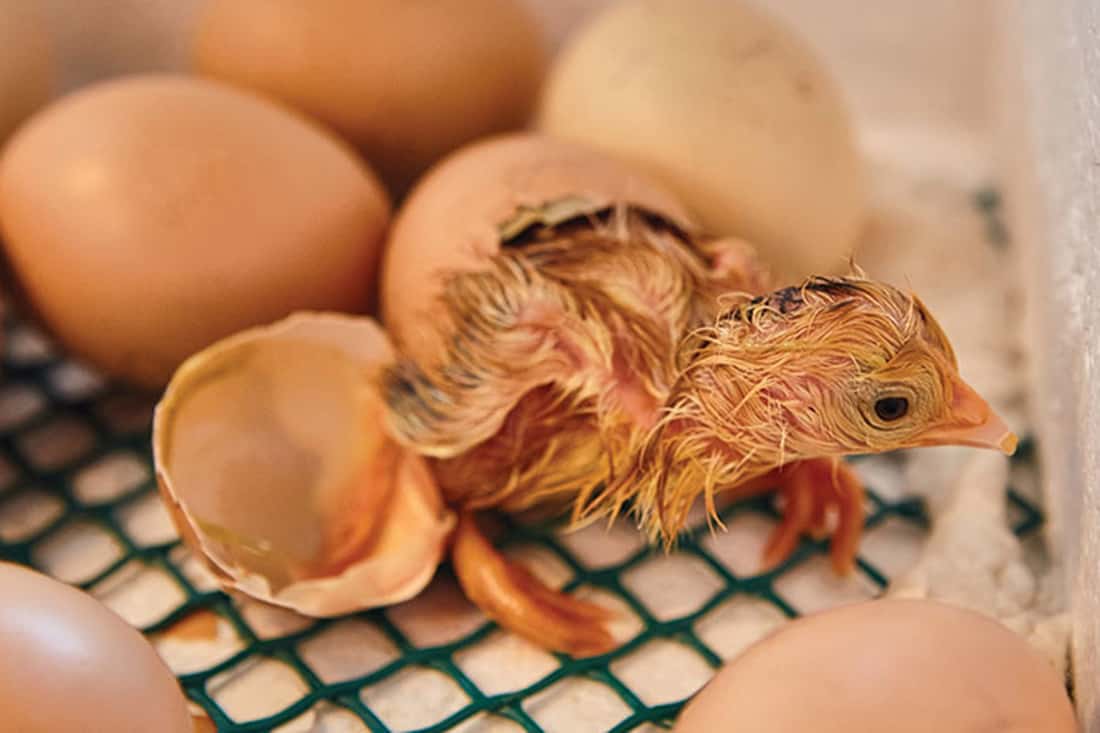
<box><xmin>193</xmin><ymin>0</ymin><xmax>548</xmax><ymax>193</ymax></box>
<box><xmin>538</xmin><ymin>0</ymin><xmax>867</xmax><ymax>285</ymax></box>
<box><xmin>380</xmin><ymin>133</ymin><xmax>695</xmax><ymax>364</ymax></box>
<box><xmin>0</xmin><ymin>0</ymin><xmax>52</xmax><ymax>146</ymax></box>
<box><xmin>675</xmin><ymin>599</ymin><xmax>1077</xmax><ymax>733</ymax></box>
<box><xmin>0</xmin><ymin>563</ymin><xmax>192</xmax><ymax>733</ymax></box>
<box><xmin>0</xmin><ymin>75</ymin><xmax>390</xmax><ymax>388</ymax></box>
<box><xmin>154</xmin><ymin>313</ymin><xmax>455</xmax><ymax>616</ymax></box>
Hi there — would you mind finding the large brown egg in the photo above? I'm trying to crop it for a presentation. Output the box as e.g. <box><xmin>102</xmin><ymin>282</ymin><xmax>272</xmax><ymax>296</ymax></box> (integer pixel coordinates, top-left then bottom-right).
<box><xmin>0</xmin><ymin>0</ymin><xmax>52</xmax><ymax>146</ymax></box>
<box><xmin>0</xmin><ymin>563</ymin><xmax>192</xmax><ymax>733</ymax></box>
<box><xmin>381</xmin><ymin>133</ymin><xmax>695</xmax><ymax>364</ymax></box>
<box><xmin>675</xmin><ymin>600</ymin><xmax>1077</xmax><ymax>733</ymax></box>
<box><xmin>0</xmin><ymin>75</ymin><xmax>390</xmax><ymax>388</ymax></box>
<box><xmin>193</xmin><ymin>0</ymin><xmax>548</xmax><ymax>194</ymax></box>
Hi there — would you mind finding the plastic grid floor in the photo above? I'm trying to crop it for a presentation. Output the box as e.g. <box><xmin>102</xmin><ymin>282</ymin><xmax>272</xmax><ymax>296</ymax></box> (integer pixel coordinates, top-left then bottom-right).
<box><xmin>0</xmin><ymin>193</ymin><xmax>1040</xmax><ymax>732</ymax></box>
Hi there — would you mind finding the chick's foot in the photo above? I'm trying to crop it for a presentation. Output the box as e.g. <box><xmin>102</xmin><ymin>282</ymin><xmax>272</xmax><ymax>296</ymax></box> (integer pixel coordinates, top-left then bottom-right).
<box><xmin>450</xmin><ymin>513</ymin><xmax>616</xmax><ymax>657</ymax></box>
<box><xmin>756</xmin><ymin>458</ymin><xmax>865</xmax><ymax>575</ymax></box>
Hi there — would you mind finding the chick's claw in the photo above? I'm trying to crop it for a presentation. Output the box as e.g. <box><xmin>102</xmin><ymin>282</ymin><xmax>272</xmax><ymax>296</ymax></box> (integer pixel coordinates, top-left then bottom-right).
<box><xmin>450</xmin><ymin>513</ymin><xmax>617</xmax><ymax>657</ymax></box>
<box><xmin>760</xmin><ymin>458</ymin><xmax>865</xmax><ymax>575</ymax></box>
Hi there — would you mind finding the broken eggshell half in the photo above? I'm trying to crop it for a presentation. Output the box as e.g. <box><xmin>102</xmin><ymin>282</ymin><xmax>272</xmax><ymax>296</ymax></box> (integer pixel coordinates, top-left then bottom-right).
<box><xmin>153</xmin><ymin>312</ymin><xmax>455</xmax><ymax>616</ymax></box>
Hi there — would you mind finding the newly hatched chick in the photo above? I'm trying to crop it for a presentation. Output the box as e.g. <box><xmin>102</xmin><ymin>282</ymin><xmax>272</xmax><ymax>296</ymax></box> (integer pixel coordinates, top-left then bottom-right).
<box><xmin>383</xmin><ymin>208</ymin><xmax>1015</xmax><ymax>655</ymax></box>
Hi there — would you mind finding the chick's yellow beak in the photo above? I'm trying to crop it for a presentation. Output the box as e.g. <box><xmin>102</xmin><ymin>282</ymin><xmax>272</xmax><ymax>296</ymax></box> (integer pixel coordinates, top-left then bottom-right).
<box><xmin>916</xmin><ymin>375</ymin><xmax>1018</xmax><ymax>455</ymax></box>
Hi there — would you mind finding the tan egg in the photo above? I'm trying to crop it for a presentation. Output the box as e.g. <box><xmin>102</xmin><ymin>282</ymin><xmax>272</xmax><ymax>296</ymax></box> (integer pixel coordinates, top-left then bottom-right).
<box><xmin>0</xmin><ymin>563</ymin><xmax>192</xmax><ymax>733</ymax></box>
<box><xmin>0</xmin><ymin>0</ymin><xmax>52</xmax><ymax>146</ymax></box>
<box><xmin>675</xmin><ymin>599</ymin><xmax>1077</xmax><ymax>733</ymax></box>
<box><xmin>0</xmin><ymin>74</ymin><xmax>390</xmax><ymax>388</ymax></box>
<box><xmin>538</xmin><ymin>0</ymin><xmax>867</xmax><ymax>285</ymax></box>
<box><xmin>193</xmin><ymin>0</ymin><xmax>548</xmax><ymax>194</ymax></box>
<box><xmin>380</xmin><ymin>132</ymin><xmax>696</xmax><ymax>364</ymax></box>
<box><xmin>153</xmin><ymin>312</ymin><xmax>455</xmax><ymax>616</ymax></box>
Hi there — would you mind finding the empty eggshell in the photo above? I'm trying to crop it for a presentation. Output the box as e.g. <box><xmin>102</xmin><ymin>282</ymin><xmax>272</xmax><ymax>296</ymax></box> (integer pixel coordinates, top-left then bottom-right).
<box><xmin>193</xmin><ymin>0</ymin><xmax>548</xmax><ymax>193</ymax></box>
<box><xmin>153</xmin><ymin>313</ymin><xmax>455</xmax><ymax>616</ymax></box>
<box><xmin>0</xmin><ymin>75</ymin><xmax>391</xmax><ymax>388</ymax></box>
<box><xmin>538</xmin><ymin>0</ymin><xmax>867</xmax><ymax>285</ymax></box>
<box><xmin>674</xmin><ymin>599</ymin><xmax>1077</xmax><ymax>733</ymax></box>
<box><xmin>0</xmin><ymin>563</ymin><xmax>192</xmax><ymax>733</ymax></box>
<box><xmin>0</xmin><ymin>0</ymin><xmax>52</xmax><ymax>146</ymax></box>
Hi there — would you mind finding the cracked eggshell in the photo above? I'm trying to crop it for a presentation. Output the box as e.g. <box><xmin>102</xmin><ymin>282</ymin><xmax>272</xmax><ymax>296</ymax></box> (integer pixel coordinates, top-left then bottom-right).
<box><xmin>380</xmin><ymin>132</ymin><xmax>695</xmax><ymax>364</ymax></box>
<box><xmin>153</xmin><ymin>313</ymin><xmax>455</xmax><ymax>616</ymax></box>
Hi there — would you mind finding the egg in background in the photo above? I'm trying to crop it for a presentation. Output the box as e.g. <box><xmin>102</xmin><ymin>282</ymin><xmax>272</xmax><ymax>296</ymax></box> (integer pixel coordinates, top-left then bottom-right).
<box><xmin>0</xmin><ymin>75</ymin><xmax>390</xmax><ymax>388</ymax></box>
<box><xmin>0</xmin><ymin>563</ymin><xmax>192</xmax><ymax>733</ymax></box>
<box><xmin>538</xmin><ymin>0</ymin><xmax>868</xmax><ymax>285</ymax></box>
<box><xmin>0</xmin><ymin>0</ymin><xmax>53</xmax><ymax>147</ymax></box>
<box><xmin>193</xmin><ymin>0</ymin><xmax>548</xmax><ymax>195</ymax></box>
<box><xmin>675</xmin><ymin>599</ymin><xmax>1077</xmax><ymax>733</ymax></box>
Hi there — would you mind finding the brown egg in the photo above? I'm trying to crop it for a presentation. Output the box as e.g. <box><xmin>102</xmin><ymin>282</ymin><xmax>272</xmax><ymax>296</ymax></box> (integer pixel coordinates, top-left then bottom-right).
<box><xmin>0</xmin><ymin>75</ymin><xmax>390</xmax><ymax>388</ymax></box>
<box><xmin>0</xmin><ymin>563</ymin><xmax>192</xmax><ymax>733</ymax></box>
<box><xmin>154</xmin><ymin>313</ymin><xmax>455</xmax><ymax>616</ymax></box>
<box><xmin>0</xmin><ymin>0</ymin><xmax>52</xmax><ymax>146</ymax></box>
<box><xmin>675</xmin><ymin>599</ymin><xmax>1077</xmax><ymax>733</ymax></box>
<box><xmin>381</xmin><ymin>133</ymin><xmax>695</xmax><ymax>364</ymax></box>
<box><xmin>193</xmin><ymin>0</ymin><xmax>548</xmax><ymax>194</ymax></box>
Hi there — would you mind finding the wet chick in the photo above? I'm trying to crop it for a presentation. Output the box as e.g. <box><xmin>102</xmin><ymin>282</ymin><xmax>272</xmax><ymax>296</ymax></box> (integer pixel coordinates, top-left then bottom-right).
<box><xmin>383</xmin><ymin>207</ymin><xmax>1015</xmax><ymax>656</ymax></box>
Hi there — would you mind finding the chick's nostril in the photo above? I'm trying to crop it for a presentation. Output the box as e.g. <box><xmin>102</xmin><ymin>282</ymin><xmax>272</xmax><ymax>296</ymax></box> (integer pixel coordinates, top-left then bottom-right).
<box><xmin>948</xmin><ymin>376</ymin><xmax>992</xmax><ymax>425</ymax></box>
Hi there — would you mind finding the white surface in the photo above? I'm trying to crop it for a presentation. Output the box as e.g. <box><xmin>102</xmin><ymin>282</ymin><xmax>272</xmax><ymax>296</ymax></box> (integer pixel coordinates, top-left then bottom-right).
<box><xmin>993</xmin><ymin>2</ymin><xmax>1100</xmax><ymax>727</ymax></box>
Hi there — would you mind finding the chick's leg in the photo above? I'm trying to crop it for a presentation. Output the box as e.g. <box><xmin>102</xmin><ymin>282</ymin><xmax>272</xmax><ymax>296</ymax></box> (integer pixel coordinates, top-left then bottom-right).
<box><xmin>451</xmin><ymin>513</ymin><xmax>616</xmax><ymax>657</ymax></box>
<box><xmin>729</xmin><ymin>458</ymin><xmax>865</xmax><ymax>575</ymax></box>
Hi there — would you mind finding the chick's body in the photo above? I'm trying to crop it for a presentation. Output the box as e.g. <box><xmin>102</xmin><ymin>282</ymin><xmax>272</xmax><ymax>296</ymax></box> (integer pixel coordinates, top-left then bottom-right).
<box><xmin>388</xmin><ymin>208</ymin><xmax>762</xmax><ymax>518</ymax></box>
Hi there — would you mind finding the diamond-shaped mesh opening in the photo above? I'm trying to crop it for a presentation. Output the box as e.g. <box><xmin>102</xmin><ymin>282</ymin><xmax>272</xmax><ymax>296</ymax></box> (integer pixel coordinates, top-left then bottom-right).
<box><xmin>0</xmin><ymin>191</ymin><xmax>1041</xmax><ymax>732</ymax></box>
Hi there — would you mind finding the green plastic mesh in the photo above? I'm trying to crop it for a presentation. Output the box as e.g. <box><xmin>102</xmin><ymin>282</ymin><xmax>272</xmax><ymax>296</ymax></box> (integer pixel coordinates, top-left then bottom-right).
<box><xmin>0</xmin><ymin>190</ymin><xmax>1041</xmax><ymax>732</ymax></box>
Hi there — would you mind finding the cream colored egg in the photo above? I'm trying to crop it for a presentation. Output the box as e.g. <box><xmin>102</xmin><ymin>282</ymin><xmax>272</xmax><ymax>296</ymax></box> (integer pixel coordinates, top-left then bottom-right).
<box><xmin>0</xmin><ymin>563</ymin><xmax>192</xmax><ymax>733</ymax></box>
<box><xmin>0</xmin><ymin>0</ymin><xmax>52</xmax><ymax>146</ymax></box>
<box><xmin>0</xmin><ymin>75</ymin><xmax>390</xmax><ymax>388</ymax></box>
<box><xmin>538</xmin><ymin>0</ymin><xmax>867</xmax><ymax>285</ymax></box>
<box><xmin>193</xmin><ymin>0</ymin><xmax>548</xmax><ymax>194</ymax></box>
<box><xmin>675</xmin><ymin>600</ymin><xmax>1077</xmax><ymax>733</ymax></box>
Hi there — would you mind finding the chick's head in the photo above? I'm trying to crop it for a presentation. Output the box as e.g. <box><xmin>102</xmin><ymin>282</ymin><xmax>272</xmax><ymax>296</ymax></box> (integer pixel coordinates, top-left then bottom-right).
<box><xmin>695</xmin><ymin>276</ymin><xmax>1017</xmax><ymax>462</ymax></box>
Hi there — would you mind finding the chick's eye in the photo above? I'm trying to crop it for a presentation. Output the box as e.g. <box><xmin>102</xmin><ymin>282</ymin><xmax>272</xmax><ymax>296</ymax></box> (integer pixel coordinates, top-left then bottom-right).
<box><xmin>874</xmin><ymin>396</ymin><xmax>910</xmax><ymax>422</ymax></box>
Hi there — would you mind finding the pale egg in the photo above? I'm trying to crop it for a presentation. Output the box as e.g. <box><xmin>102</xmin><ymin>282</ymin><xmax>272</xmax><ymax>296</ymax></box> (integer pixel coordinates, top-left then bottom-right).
<box><xmin>539</xmin><ymin>0</ymin><xmax>867</xmax><ymax>285</ymax></box>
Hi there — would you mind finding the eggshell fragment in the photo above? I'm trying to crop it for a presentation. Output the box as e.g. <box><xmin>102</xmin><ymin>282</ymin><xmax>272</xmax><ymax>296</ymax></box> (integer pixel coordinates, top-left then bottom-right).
<box><xmin>538</xmin><ymin>0</ymin><xmax>867</xmax><ymax>285</ymax></box>
<box><xmin>153</xmin><ymin>313</ymin><xmax>455</xmax><ymax>616</ymax></box>
<box><xmin>0</xmin><ymin>563</ymin><xmax>192</xmax><ymax>733</ymax></box>
<box><xmin>194</xmin><ymin>0</ymin><xmax>548</xmax><ymax>193</ymax></box>
<box><xmin>381</xmin><ymin>133</ymin><xmax>695</xmax><ymax>364</ymax></box>
<box><xmin>0</xmin><ymin>0</ymin><xmax>52</xmax><ymax>146</ymax></box>
<box><xmin>675</xmin><ymin>599</ymin><xmax>1077</xmax><ymax>733</ymax></box>
<box><xmin>0</xmin><ymin>75</ymin><xmax>390</xmax><ymax>388</ymax></box>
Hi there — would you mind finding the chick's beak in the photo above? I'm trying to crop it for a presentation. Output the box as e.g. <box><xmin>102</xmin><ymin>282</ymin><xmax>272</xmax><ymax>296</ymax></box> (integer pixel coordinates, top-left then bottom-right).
<box><xmin>916</xmin><ymin>375</ymin><xmax>1018</xmax><ymax>455</ymax></box>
